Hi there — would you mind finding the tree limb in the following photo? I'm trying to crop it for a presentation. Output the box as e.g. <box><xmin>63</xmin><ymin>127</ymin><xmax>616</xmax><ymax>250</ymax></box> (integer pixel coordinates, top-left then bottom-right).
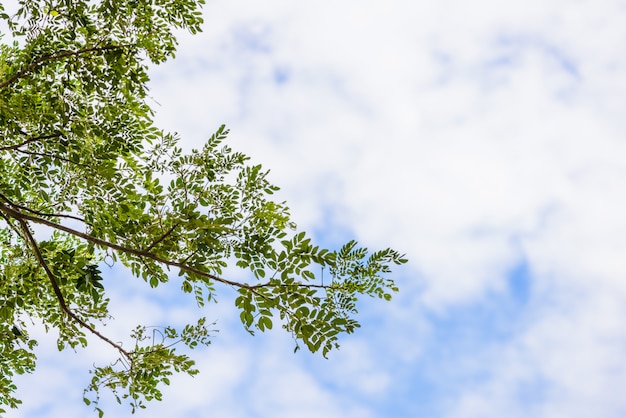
<box><xmin>0</xmin><ymin>200</ymin><xmax>239</xmax><ymax>287</ymax></box>
<box><xmin>12</xmin><ymin>148</ymin><xmax>89</xmax><ymax>167</ymax></box>
<box><xmin>0</xmin><ymin>191</ymin><xmax>86</xmax><ymax>223</ymax></box>
<box><xmin>0</xmin><ymin>45</ymin><xmax>127</xmax><ymax>90</ymax></box>
<box><xmin>0</xmin><ymin>132</ymin><xmax>62</xmax><ymax>152</ymax></box>
<box><xmin>16</xmin><ymin>217</ymin><xmax>131</xmax><ymax>361</ymax></box>
<box><xmin>0</xmin><ymin>199</ymin><xmax>333</xmax><ymax>293</ymax></box>
<box><xmin>143</xmin><ymin>222</ymin><xmax>180</xmax><ymax>252</ymax></box>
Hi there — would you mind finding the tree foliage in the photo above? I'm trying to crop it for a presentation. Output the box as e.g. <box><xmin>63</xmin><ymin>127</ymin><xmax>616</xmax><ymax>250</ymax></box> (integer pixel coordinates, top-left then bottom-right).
<box><xmin>0</xmin><ymin>0</ymin><xmax>406</xmax><ymax>414</ymax></box>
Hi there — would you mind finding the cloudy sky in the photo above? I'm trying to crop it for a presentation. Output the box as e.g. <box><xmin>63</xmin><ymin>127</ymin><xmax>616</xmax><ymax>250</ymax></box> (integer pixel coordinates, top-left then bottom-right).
<box><xmin>7</xmin><ymin>0</ymin><xmax>626</xmax><ymax>417</ymax></box>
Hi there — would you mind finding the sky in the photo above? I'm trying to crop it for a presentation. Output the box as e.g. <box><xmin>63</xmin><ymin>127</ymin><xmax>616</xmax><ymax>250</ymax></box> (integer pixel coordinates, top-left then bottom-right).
<box><xmin>6</xmin><ymin>0</ymin><xmax>626</xmax><ymax>417</ymax></box>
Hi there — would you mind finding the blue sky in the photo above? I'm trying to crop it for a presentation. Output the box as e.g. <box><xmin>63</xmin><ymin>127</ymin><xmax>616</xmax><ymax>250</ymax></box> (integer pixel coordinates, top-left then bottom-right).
<box><xmin>6</xmin><ymin>0</ymin><xmax>626</xmax><ymax>417</ymax></box>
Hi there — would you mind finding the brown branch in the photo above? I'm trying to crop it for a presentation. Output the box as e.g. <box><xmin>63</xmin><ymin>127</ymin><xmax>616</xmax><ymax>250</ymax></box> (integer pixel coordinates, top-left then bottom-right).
<box><xmin>1</xmin><ymin>201</ymin><xmax>334</xmax><ymax>354</ymax></box>
<box><xmin>16</xmin><ymin>217</ymin><xmax>131</xmax><ymax>360</ymax></box>
<box><xmin>0</xmin><ymin>209</ymin><xmax>24</xmax><ymax>239</ymax></box>
<box><xmin>0</xmin><ymin>191</ymin><xmax>86</xmax><ymax>223</ymax></box>
<box><xmin>0</xmin><ymin>132</ymin><xmax>62</xmax><ymax>152</ymax></box>
<box><xmin>143</xmin><ymin>222</ymin><xmax>180</xmax><ymax>252</ymax></box>
<box><xmin>0</xmin><ymin>201</ymin><xmax>241</xmax><ymax>288</ymax></box>
<box><xmin>250</xmin><ymin>282</ymin><xmax>333</xmax><ymax>290</ymax></box>
<box><xmin>0</xmin><ymin>44</ymin><xmax>127</xmax><ymax>90</ymax></box>
<box><xmin>13</xmin><ymin>148</ymin><xmax>89</xmax><ymax>167</ymax></box>
<box><xmin>178</xmin><ymin>247</ymin><xmax>201</xmax><ymax>266</ymax></box>
<box><xmin>0</xmin><ymin>200</ymin><xmax>333</xmax><ymax>296</ymax></box>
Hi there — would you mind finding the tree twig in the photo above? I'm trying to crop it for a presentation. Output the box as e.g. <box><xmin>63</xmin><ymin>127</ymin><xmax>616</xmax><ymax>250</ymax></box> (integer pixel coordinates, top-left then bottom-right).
<box><xmin>13</xmin><ymin>148</ymin><xmax>89</xmax><ymax>167</ymax></box>
<box><xmin>0</xmin><ymin>45</ymin><xmax>127</xmax><ymax>90</ymax></box>
<box><xmin>0</xmin><ymin>191</ymin><xmax>86</xmax><ymax>223</ymax></box>
<box><xmin>0</xmin><ymin>199</ymin><xmax>333</xmax><ymax>293</ymax></box>
<box><xmin>143</xmin><ymin>222</ymin><xmax>180</xmax><ymax>252</ymax></box>
<box><xmin>16</xmin><ymin>217</ymin><xmax>131</xmax><ymax>360</ymax></box>
<box><xmin>0</xmin><ymin>201</ymin><xmax>239</xmax><ymax>287</ymax></box>
<box><xmin>0</xmin><ymin>132</ymin><xmax>62</xmax><ymax>151</ymax></box>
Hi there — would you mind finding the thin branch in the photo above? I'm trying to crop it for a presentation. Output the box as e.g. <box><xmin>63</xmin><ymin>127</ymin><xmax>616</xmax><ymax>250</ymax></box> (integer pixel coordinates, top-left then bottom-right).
<box><xmin>17</xmin><ymin>217</ymin><xmax>131</xmax><ymax>360</ymax></box>
<box><xmin>0</xmin><ymin>209</ymin><xmax>25</xmax><ymax>239</ymax></box>
<box><xmin>0</xmin><ymin>191</ymin><xmax>86</xmax><ymax>223</ymax></box>
<box><xmin>1</xmin><ymin>200</ymin><xmax>335</xmax><ymax>298</ymax></box>
<box><xmin>13</xmin><ymin>148</ymin><xmax>89</xmax><ymax>167</ymax></box>
<box><xmin>178</xmin><ymin>246</ymin><xmax>201</xmax><ymax>266</ymax></box>
<box><xmin>2</xmin><ymin>199</ymin><xmax>334</xmax><ymax>357</ymax></box>
<box><xmin>0</xmin><ymin>201</ymin><xmax>241</xmax><ymax>288</ymax></box>
<box><xmin>0</xmin><ymin>132</ymin><xmax>62</xmax><ymax>152</ymax></box>
<box><xmin>143</xmin><ymin>222</ymin><xmax>180</xmax><ymax>252</ymax></box>
<box><xmin>0</xmin><ymin>45</ymin><xmax>127</xmax><ymax>90</ymax></box>
<box><xmin>250</xmin><ymin>282</ymin><xmax>333</xmax><ymax>290</ymax></box>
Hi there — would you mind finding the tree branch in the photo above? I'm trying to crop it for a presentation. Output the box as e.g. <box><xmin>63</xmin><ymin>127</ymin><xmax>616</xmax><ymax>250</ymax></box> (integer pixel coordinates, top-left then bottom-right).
<box><xmin>12</xmin><ymin>148</ymin><xmax>89</xmax><ymax>167</ymax></box>
<box><xmin>0</xmin><ymin>201</ymin><xmax>240</xmax><ymax>288</ymax></box>
<box><xmin>143</xmin><ymin>222</ymin><xmax>180</xmax><ymax>252</ymax></box>
<box><xmin>250</xmin><ymin>281</ymin><xmax>333</xmax><ymax>290</ymax></box>
<box><xmin>0</xmin><ymin>208</ymin><xmax>25</xmax><ymax>239</ymax></box>
<box><xmin>0</xmin><ymin>132</ymin><xmax>62</xmax><ymax>152</ymax></box>
<box><xmin>0</xmin><ymin>44</ymin><xmax>127</xmax><ymax>90</ymax></box>
<box><xmin>16</xmin><ymin>217</ymin><xmax>131</xmax><ymax>361</ymax></box>
<box><xmin>0</xmin><ymin>191</ymin><xmax>86</xmax><ymax>223</ymax></box>
<box><xmin>1</xmin><ymin>198</ymin><xmax>336</xmax><ymax>363</ymax></box>
<box><xmin>0</xmin><ymin>199</ymin><xmax>333</xmax><ymax>293</ymax></box>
